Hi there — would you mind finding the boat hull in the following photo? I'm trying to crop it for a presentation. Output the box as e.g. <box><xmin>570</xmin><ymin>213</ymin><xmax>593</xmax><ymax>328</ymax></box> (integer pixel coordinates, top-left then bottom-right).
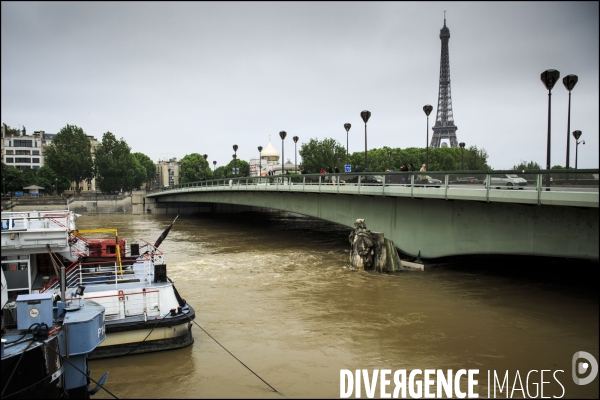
<box><xmin>89</xmin><ymin>305</ymin><xmax>195</xmax><ymax>359</ymax></box>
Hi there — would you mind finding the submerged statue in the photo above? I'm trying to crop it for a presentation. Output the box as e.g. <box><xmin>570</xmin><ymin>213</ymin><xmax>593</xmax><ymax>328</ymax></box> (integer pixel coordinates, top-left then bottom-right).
<box><xmin>348</xmin><ymin>219</ymin><xmax>375</xmax><ymax>270</ymax></box>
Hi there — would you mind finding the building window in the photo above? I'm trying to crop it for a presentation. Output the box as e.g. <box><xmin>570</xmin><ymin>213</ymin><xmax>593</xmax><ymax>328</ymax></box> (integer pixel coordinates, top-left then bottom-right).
<box><xmin>6</xmin><ymin>150</ymin><xmax>14</xmax><ymax>155</ymax></box>
<box><xmin>32</xmin><ymin>158</ymin><xmax>40</xmax><ymax>163</ymax></box>
<box><xmin>6</xmin><ymin>157</ymin><xmax>13</xmax><ymax>163</ymax></box>
<box><xmin>15</xmin><ymin>158</ymin><xmax>31</xmax><ymax>163</ymax></box>
<box><xmin>14</xmin><ymin>140</ymin><xmax>33</xmax><ymax>147</ymax></box>
<box><xmin>16</xmin><ymin>150</ymin><xmax>31</xmax><ymax>155</ymax></box>
<box><xmin>33</xmin><ymin>166</ymin><xmax>40</xmax><ymax>170</ymax></box>
<box><xmin>32</xmin><ymin>150</ymin><xmax>40</xmax><ymax>155</ymax></box>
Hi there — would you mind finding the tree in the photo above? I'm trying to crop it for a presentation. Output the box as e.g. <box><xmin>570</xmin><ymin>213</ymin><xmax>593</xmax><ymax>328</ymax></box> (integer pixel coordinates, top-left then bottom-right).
<box><xmin>2</xmin><ymin>123</ymin><xmax>20</xmax><ymax>136</ymax></box>
<box><xmin>224</xmin><ymin>158</ymin><xmax>249</xmax><ymax>178</ymax></box>
<box><xmin>299</xmin><ymin>138</ymin><xmax>346</xmax><ymax>173</ymax></box>
<box><xmin>43</xmin><ymin>124</ymin><xmax>94</xmax><ymax>194</ymax></box>
<box><xmin>512</xmin><ymin>160</ymin><xmax>542</xmax><ymax>171</ymax></box>
<box><xmin>179</xmin><ymin>153</ymin><xmax>212</xmax><ymax>183</ymax></box>
<box><xmin>1</xmin><ymin>163</ymin><xmax>26</xmax><ymax>194</ymax></box>
<box><xmin>94</xmin><ymin>132</ymin><xmax>137</xmax><ymax>192</ymax></box>
<box><xmin>132</xmin><ymin>152</ymin><xmax>156</xmax><ymax>188</ymax></box>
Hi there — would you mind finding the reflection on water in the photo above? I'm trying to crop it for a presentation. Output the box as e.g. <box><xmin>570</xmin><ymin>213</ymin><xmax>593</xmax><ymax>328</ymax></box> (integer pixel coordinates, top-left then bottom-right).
<box><xmin>85</xmin><ymin>212</ymin><xmax>598</xmax><ymax>398</ymax></box>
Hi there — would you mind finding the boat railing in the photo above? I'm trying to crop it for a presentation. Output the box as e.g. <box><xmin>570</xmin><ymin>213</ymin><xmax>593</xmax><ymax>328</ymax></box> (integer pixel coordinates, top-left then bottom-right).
<box><xmin>137</xmin><ymin>239</ymin><xmax>165</xmax><ymax>283</ymax></box>
<box><xmin>83</xmin><ymin>288</ymin><xmax>162</xmax><ymax>321</ymax></box>
<box><xmin>1</xmin><ymin>211</ymin><xmax>72</xmax><ymax>232</ymax></box>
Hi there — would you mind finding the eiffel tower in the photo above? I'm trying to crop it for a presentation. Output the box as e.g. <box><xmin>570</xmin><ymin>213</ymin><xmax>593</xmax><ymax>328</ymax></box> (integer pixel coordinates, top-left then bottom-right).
<box><xmin>430</xmin><ymin>12</ymin><xmax>459</xmax><ymax>148</ymax></box>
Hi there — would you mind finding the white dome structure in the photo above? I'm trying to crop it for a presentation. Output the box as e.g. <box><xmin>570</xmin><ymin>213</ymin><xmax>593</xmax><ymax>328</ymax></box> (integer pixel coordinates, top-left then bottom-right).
<box><xmin>260</xmin><ymin>138</ymin><xmax>279</xmax><ymax>162</ymax></box>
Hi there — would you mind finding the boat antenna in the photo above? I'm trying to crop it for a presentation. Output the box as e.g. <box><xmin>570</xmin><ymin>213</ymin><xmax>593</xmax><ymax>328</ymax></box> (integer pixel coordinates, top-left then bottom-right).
<box><xmin>153</xmin><ymin>214</ymin><xmax>179</xmax><ymax>249</ymax></box>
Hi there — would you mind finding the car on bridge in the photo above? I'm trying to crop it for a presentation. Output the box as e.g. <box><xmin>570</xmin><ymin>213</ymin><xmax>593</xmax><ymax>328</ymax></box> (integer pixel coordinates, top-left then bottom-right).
<box><xmin>450</xmin><ymin>176</ymin><xmax>480</xmax><ymax>185</ymax></box>
<box><xmin>339</xmin><ymin>175</ymin><xmax>383</xmax><ymax>185</ymax></box>
<box><xmin>483</xmin><ymin>174</ymin><xmax>527</xmax><ymax>189</ymax></box>
<box><xmin>416</xmin><ymin>175</ymin><xmax>442</xmax><ymax>187</ymax></box>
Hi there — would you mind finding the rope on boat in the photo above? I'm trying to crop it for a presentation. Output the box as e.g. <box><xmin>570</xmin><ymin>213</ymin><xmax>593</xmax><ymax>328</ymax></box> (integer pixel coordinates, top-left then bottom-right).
<box><xmin>1</xmin><ymin>340</ymin><xmax>35</xmax><ymax>398</ymax></box>
<box><xmin>187</xmin><ymin>317</ymin><xmax>284</xmax><ymax>396</ymax></box>
<box><xmin>119</xmin><ymin>313</ymin><xmax>171</xmax><ymax>357</ymax></box>
<box><xmin>40</xmin><ymin>341</ymin><xmax>120</xmax><ymax>399</ymax></box>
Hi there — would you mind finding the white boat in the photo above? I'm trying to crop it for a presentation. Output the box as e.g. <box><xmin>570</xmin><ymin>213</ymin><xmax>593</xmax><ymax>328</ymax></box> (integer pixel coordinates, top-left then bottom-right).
<box><xmin>1</xmin><ymin>210</ymin><xmax>195</xmax><ymax>359</ymax></box>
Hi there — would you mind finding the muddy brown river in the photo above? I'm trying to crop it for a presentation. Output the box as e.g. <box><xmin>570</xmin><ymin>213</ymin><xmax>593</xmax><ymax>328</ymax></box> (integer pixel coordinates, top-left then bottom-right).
<box><xmin>83</xmin><ymin>212</ymin><xmax>598</xmax><ymax>398</ymax></box>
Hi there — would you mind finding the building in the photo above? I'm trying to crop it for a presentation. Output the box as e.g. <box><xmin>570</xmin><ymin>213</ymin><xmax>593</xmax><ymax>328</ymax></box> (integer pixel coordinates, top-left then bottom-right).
<box><xmin>249</xmin><ymin>138</ymin><xmax>298</xmax><ymax>176</ymax></box>
<box><xmin>1</xmin><ymin>124</ymin><xmax>101</xmax><ymax>193</ymax></box>
<box><xmin>155</xmin><ymin>158</ymin><xmax>181</xmax><ymax>188</ymax></box>
<box><xmin>1</xmin><ymin>125</ymin><xmax>44</xmax><ymax>170</ymax></box>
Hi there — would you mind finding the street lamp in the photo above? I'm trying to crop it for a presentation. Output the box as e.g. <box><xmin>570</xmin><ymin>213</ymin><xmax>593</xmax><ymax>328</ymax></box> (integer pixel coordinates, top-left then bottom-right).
<box><xmin>203</xmin><ymin>154</ymin><xmax>208</xmax><ymax>179</ymax></box>
<box><xmin>387</xmin><ymin>150</ymin><xmax>392</xmax><ymax>171</ymax></box>
<box><xmin>573</xmin><ymin>130</ymin><xmax>584</xmax><ymax>169</ymax></box>
<box><xmin>562</xmin><ymin>74</ymin><xmax>578</xmax><ymax>169</ymax></box>
<box><xmin>541</xmin><ymin>69</ymin><xmax>560</xmax><ymax>188</ymax></box>
<box><xmin>423</xmin><ymin>105</ymin><xmax>433</xmax><ymax>170</ymax></box>
<box><xmin>279</xmin><ymin>131</ymin><xmax>287</xmax><ymax>175</ymax></box>
<box><xmin>459</xmin><ymin>142</ymin><xmax>465</xmax><ymax>170</ymax></box>
<box><xmin>54</xmin><ymin>178</ymin><xmax>57</xmax><ymax>196</ymax></box>
<box><xmin>233</xmin><ymin>144</ymin><xmax>238</xmax><ymax>178</ymax></box>
<box><xmin>257</xmin><ymin>146</ymin><xmax>263</xmax><ymax>177</ymax></box>
<box><xmin>344</xmin><ymin>123</ymin><xmax>351</xmax><ymax>167</ymax></box>
<box><xmin>360</xmin><ymin>111</ymin><xmax>371</xmax><ymax>171</ymax></box>
<box><xmin>213</xmin><ymin>160</ymin><xmax>217</xmax><ymax>176</ymax></box>
<box><xmin>293</xmin><ymin>136</ymin><xmax>299</xmax><ymax>174</ymax></box>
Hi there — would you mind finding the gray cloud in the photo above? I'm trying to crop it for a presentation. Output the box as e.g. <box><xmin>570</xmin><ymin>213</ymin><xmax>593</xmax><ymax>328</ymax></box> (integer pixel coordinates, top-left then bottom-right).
<box><xmin>2</xmin><ymin>1</ymin><xmax>598</xmax><ymax>169</ymax></box>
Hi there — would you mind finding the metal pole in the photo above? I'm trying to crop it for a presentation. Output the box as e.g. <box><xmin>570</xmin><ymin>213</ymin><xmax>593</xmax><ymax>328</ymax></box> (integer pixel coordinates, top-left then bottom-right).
<box><xmin>364</xmin><ymin>122</ymin><xmax>367</xmax><ymax>171</ymax></box>
<box><xmin>294</xmin><ymin>142</ymin><xmax>297</xmax><ymax>173</ymax></box>
<box><xmin>566</xmin><ymin>90</ymin><xmax>571</xmax><ymax>169</ymax></box>
<box><xmin>426</xmin><ymin>115</ymin><xmax>429</xmax><ymax>170</ymax></box>
<box><xmin>546</xmin><ymin>89</ymin><xmax>552</xmax><ymax>188</ymax></box>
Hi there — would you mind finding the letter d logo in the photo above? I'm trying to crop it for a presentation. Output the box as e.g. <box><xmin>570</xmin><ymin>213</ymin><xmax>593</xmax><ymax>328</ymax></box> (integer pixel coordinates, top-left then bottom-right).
<box><xmin>572</xmin><ymin>351</ymin><xmax>598</xmax><ymax>385</ymax></box>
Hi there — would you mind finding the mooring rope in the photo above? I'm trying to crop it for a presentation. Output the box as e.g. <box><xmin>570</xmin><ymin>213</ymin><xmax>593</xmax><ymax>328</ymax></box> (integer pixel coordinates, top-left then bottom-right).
<box><xmin>188</xmin><ymin>317</ymin><xmax>284</xmax><ymax>396</ymax></box>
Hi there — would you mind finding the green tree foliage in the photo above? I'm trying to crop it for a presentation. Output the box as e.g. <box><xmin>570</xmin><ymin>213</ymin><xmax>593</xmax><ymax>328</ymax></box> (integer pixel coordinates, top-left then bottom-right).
<box><xmin>213</xmin><ymin>159</ymin><xmax>249</xmax><ymax>179</ymax></box>
<box><xmin>132</xmin><ymin>152</ymin><xmax>157</xmax><ymax>186</ymax></box>
<box><xmin>94</xmin><ymin>132</ymin><xmax>137</xmax><ymax>192</ymax></box>
<box><xmin>298</xmin><ymin>138</ymin><xmax>346</xmax><ymax>173</ymax></box>
<box><xmin>179</xmin><ymin>153</ymin><xmax>212</xmax><ymax>183</ymax></box>
<box><xmin>346</xmin><ymin>145</ymin><xmax>490</xmax><ymax>172</ymax></box>
<box><xmin>213</xmin><ymin>166</ymin><xmax>227</xmax><ymax>180</ymax></box>
<box><xmin>35</xmin><ymin>166</ymin><xmax>69</xmax><ymax>195</ymax></box>
<box><xmin>1</xmin><ymin>163</ymin><xmax>26</xmax><ymax>194</ymax></box>
<box><xmin>2</xmin><ymin>123</ymin><xmax>20</xmax><ymax>136</ymax></box>
<box><xmin>43</xmin><ymin>124</ymin><xmax>94</xmax><ymax>194</ymax></box>
<box><xmin>224</xmin><ymin>158</ymin><xmax>249</xmax><ymax>178</ymax></box>
<box><xmin>512</xmin><ymin>160</ymin><xmax>542</xmax><ymax>171</ymax></box>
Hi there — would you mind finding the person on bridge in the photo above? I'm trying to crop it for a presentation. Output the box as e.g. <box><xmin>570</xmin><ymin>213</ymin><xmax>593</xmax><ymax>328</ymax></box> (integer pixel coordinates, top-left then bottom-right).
<box><xmin>355</xmin><ymin>165</ymin><xmax>361</xmax><ymax>173</ymax></box>
<box><xmin>419</xmin><ymin>164</ymin><xmax>427</xmax><ymax>184</ymax></box>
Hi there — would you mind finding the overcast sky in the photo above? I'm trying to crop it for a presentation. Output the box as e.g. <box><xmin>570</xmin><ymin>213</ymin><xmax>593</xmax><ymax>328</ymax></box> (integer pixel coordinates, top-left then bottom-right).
<box><xmin>2</xmin><ymin>1</ymin><xmax>598</xmax><ymax>170</ymax></box>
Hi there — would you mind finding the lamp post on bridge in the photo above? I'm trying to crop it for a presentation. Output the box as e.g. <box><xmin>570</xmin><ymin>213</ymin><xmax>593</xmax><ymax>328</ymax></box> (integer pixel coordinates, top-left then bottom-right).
<box><xmin>293</xmin><ymin>136</ymin><xmax>299</xmax><ymax>174</ymax></box>
<box><xmin>459</xmin><ymin>142</ymin><xmax>465</xmax><ymax>170</ymax></box>
<box><xmin>344</xmin><ymin>123</ymin><xmax>351</xmax><ymax>167</ymax></box>
<box><xmin>213</xmin><ymin>160</ymin><xmax>217</xmax><ymax>177</ymax></box>
<box><xmin>423</xmin><ymin>105</ymin><xmax>433</xmax><ymax>170</ymax></box>
<box><xmin>573</xmin><ymin>130</ymin><xmax>584</xmax><ymax>170</ymax></box>
<box><xmin>279</xmin><ymin>131</ymin><xmax>287</xmax><ymax>175</ymax></box>
<box><xmin>233</xmin><ymin>145</ymin><xmax>238</xmax><ymax>178</ymax></box>
<box><xmin>562</xmin><ymin>75</ymin><xmax>578</xmax><ymax>169</ymax></box>
<box><xmin>387</xmin><ymin>150</ymin><xmax>392</xmax><ymax>171</ymax></box>
<box><xmin>360</xmin><ymin>111</ymin><xmax>371</xmax><ymax>171</ymax></box>
<box><xmin>257</xmin><ymin>146</ymin><xmax>263</xmax><ymax>177</ymax></box>
<box><xmin>541</xmin><ymin>69</ymin><xmax>560</xmax><ymax>190</ymax></box>
<box><xmin>203</xmin><ymin>154</ymin><xmax>208</xmax><ymax>180</ymax></box>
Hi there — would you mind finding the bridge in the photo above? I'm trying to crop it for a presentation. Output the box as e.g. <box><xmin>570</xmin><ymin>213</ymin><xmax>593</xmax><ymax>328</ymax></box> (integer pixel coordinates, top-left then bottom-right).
<box><xmin>145</xmin><ymin>170</ymin><xmax>599</xmax><ymax>261</ymax></box>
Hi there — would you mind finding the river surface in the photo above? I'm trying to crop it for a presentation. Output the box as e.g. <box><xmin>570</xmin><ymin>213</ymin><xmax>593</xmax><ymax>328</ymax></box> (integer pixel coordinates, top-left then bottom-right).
<box><xmin>83</xmin><ymin>212</ymin><xmax>598</xmax><ymax>399</ymax></box>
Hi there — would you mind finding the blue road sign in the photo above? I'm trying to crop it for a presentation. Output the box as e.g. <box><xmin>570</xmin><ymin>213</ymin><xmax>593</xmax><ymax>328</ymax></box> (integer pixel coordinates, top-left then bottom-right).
<box><xmin>345</xmin><ymin>165</ymin><xmax>351</xmax><ymax>172</ymax></box>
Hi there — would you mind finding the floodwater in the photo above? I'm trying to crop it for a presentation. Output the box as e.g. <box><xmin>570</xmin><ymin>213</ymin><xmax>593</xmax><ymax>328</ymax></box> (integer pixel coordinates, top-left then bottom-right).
<box><xmin>84</xmin><ymin>212</ymin><xmax>599</xmax><ymax>399</ymax></box>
